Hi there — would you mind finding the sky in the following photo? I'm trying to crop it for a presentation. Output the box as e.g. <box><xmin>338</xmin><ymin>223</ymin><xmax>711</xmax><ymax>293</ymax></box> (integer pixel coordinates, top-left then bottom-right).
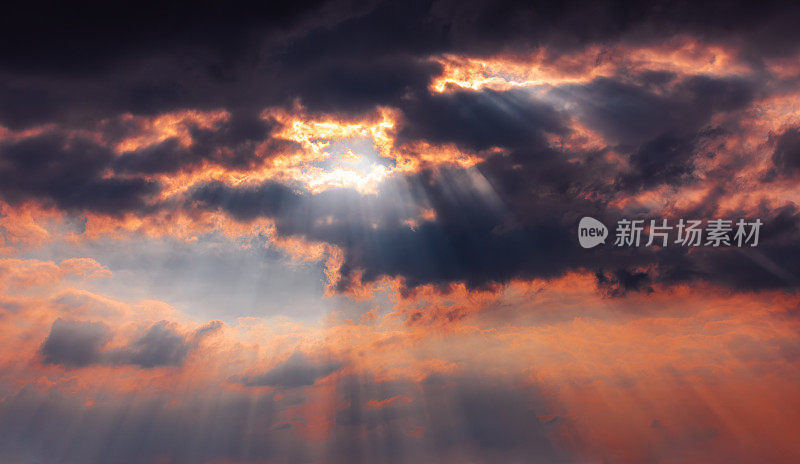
<box><xmin>1</xmin><ymin>1</ymin><xmax>800</xmax><ymax>463</ymax></box>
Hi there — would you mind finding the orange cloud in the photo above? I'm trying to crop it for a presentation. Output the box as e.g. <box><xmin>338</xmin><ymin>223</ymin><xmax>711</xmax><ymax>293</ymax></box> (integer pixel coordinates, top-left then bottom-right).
<box><xmin>431</xmin><ymin>38</ymin><xmax>750</xmax><ymax>93</ymax></box>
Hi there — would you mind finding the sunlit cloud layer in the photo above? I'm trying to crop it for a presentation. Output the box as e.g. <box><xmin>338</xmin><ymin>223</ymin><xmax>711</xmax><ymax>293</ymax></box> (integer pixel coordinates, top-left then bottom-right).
<box><xmin>1</xmin><ymin>1</ymin><xmax>800</xmax><ymax>463</ymax></box>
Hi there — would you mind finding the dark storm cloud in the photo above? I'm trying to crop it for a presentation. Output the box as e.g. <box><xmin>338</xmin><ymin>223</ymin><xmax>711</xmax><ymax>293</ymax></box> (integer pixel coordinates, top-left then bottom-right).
<box><xmin>0</xmin><ymin>131</ymin><xmax>159</xmax><ymax>214</ymax></box>
<box><xmin>184</xmin><ymin>86</ymin><xmax>626</xmax><ymax>291</ymax></box>
<box><xmin>40</xmin><ymin>319</ymin><xmax>219</xmax><ymax>369</ymax></box>
<box><xmin>432</xmin><ymin>0</ymin><xmax>800</xmax><ymax>61</ymax></box>
<box><xmin>0</xmin><ymin>114</ymin><xmax>288</xmax><ymax>214</ymax></box>
<box><xmin>646</xmin><ymin>204</ymin><xmax>800</xmax><ymax>292</ymax></box>
<box><xmin>399</xmin><ymin>88</ymin><xmax>567</xmax><ymax>151</ymax></box>
<box><xmin>605</xmin><ymin>206</ymin><xmax>800</xmax><ymax>292</ymax></box>
<box><xmin>0</xmin><ymin>1</ymin><xmax>329</xmax><ymax>74</ymax></box>
<box><xmin>238</xmin><ymin>352</ymin><xmax>343</xmax><ymax>388</ymax></box>
<box><xmin>169</xmin><ymin>55</ymin><xmax>780</xmax><ymax>296</ymax></box>
<box><xmin>189</xmin><ymin>180</ymin><xmax>304</xmax><ymax>222</ymax></box>
<box><xmin>1</xmin><ymin>0</ymin><xmax>798</xmax><ymax>295</ymax></box>
<box><xmin>114</xmin><ymin>138</ymin><xmax>192</xmax><ymax>175</ymax></box>
<box><xmin>770</xmin><ymin>126</ymin><xmax>800</xmax><ymax>177</ymax></box>
<box><xmin>114</xmin><ymin>111</ymin><xmax>285</xmax><ymax>174</ymax></box>
<box><xmin>619</xmin><ymin>130</ymin><xmax>717</xmax><ymax>190</ymax></box>
<box><xmin>290</xmin><ymin>56</ymin><xmax>443</xmax><ymax>114</ymax></box>
<box><xmin>0</xmin><ymin>1</ymin><xmax>445</xmax><ymax>128</ymax></box>
<box><xmin>4</xmin><ymin>0</ymin><xmax>800</xmax><ymax>78</ymax></box>
<box><xmin>396</xmin><ymin>76</ymin><xmax>753</xmax><ymax>194</ymax></box>
<box><xmin>188</xmin><ymin>162</ymin><xmax>631</xmax><ymax>291</ymax></box>
<box><xmin>188</xmin><ymin>154</ymin><xmax>800</xmax><ymax>294</ymax></box>
<box><xmin>325</xmin><ymin>167</ymin><xmax>582</xmax><ymax>289</ymax></box>
<box><xmin>596</xmin><ymin>268</ymin><xmax>653</xmax><ymax>297</ymax></box>
<box><xmin>546</xmin><ymin>76</ymin><xmax>755</xmax><ymax>193</ymax></box>
<box><xmin>555</xmin><ymin>76</ymin><xmax>756</xmax><ymax>145</ymax></box>
<box><xmin>1</xmin><ymin>0</ymin><xmax>796</xmax><ymax>129</ymax></box>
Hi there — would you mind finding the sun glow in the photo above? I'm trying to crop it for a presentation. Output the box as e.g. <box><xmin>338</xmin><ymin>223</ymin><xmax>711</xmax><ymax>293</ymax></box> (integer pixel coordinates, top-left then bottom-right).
<box><xmin>268</xmin><ymin>108</ymin><xmax>399</xmax><ymax>193</ymax></box>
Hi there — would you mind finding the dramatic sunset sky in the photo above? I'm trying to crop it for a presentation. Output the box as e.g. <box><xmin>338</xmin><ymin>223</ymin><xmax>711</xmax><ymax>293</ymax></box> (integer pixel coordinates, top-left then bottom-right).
<box><xmin>2</xmin><ymin>1</ymin><xmax>800</xmax><ymax>463</ymax></box>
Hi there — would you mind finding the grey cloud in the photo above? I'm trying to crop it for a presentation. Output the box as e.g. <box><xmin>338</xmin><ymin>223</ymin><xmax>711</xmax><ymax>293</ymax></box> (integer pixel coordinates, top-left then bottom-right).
<box><xmin>239</xmin><ymin>352</ymin><xmax>343</xmax><ymax>388</ymax></box>
<box><xmin>106</xmin><ymin>321</ymin><xmax>191</xmax><ymax>368</ymax></box>
<box><xmin>40</xmin><ymin>318</ymin><xmax>111</xmax><ymax>368</ymax></box>
<box><xmin>40</xmin><ymin>319</ymin><xmax>216</xmax><ymax>369</ymax></box>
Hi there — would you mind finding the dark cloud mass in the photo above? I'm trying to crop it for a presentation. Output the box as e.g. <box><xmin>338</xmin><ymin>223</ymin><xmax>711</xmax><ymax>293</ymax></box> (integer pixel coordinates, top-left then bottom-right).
<box><xmin>555</xmin><ymin>76</ymin><xmax>756</xmax><ymax>146</ymax></box>
<box><xmin>399</xmin><ymin>88</ymin><xmax>567</xmax><ymax>151</ymax></box>
<box><xmin>771</xmin><ymin>127</ymin><xmax>800</xmax><ymax>175</ymax></box>
<box><xmin>2</xmin><ymin>0</ymin><xmax>800</xmax><ymax>294</ymax></box>
<box><xmin>0</xmin><ymin>132</ymin><xmax>159</xmax><ymax>214</ymax></box>
<box><xmin>0</xmin><ymin>0</ymin><xmax>796</xmax><ymax>127</ymax></box>
<box><xmin>114</xmin><ymin>112</ymin><xmax>281</xmax><ymax>174</ymax></box>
